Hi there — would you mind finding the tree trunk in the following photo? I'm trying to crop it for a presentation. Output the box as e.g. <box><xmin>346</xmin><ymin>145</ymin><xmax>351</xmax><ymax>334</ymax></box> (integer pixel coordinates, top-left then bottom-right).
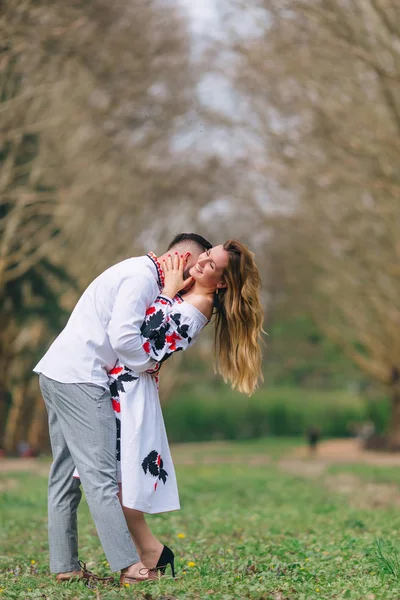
<box><xmin>0</xmin><ymin>317</ymin><xmax>16</xmax><ymax>448</ymax></box>
<box><xmin>387</xmin><ymin>383</ymin><xmax>400</xmax><ymax>451</ymax></box>
<box><xmin>3</xmin><ymin>385</ymin><xmax>25</xmax><ymax>453</ymax></box>
<box><xmin>27</xmin><ymin>391</ymin><xmax>48</xmax><ymax>454</ymax></box>
<box><xmin>0</xmin><ymin>384</ymin><xmax>8</xmax><ymax>447</ymax></box>
<box><xmin>0</xmin><ymin>354</ymin><xmax>12</xmax><ymax>448</ymax></box>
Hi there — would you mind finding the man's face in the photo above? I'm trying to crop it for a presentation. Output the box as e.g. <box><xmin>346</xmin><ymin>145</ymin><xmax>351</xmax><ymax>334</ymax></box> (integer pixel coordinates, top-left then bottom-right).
<box><xmin>183</xmin><ymin>247</ymin><xmax>204</xmax><ymax>279</ymax></box>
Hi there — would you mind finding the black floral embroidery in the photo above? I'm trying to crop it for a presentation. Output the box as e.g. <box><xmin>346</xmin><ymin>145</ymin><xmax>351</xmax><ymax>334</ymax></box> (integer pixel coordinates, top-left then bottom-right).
<box><xmin>116</xmin><ymin>418</ymin><xmax>121</xmax><ymax>461</ymax></box>
<box><xmin>141</xmin><ymin>303</ymin><xmax>196</xmax><ymax>364</ymax></box>
<box><xmin>159</xmin><ymin>347</ymin><xmax>183</xmax><ymax>365</ymax></box>
<box><xmin>141</xmin><ymin>310</ymin><xmax>170</xmax><ymax>354</ymax></box>
<box><xmin>141</xmin><ymin>450</ymin><xmax>168</xmax><ymax>485</ymax></box>
<box><xmin>141</xmin><ymin>310</ymin><xmax>170</xmax><ymax>351</ymax></box>
<box><xmin>171</xmin><ymin>313</ymin><xmax>192</xmax><ymax>343</ymax></box>
<box><xmin>141</xmin><ymin>310</ymin><xmax>165</xmax><ymax>337</ymax></box>
<box><xmin>109</xmin><ymin>370</ymin><xmax>138</xmax><ymax>397</ymax></box>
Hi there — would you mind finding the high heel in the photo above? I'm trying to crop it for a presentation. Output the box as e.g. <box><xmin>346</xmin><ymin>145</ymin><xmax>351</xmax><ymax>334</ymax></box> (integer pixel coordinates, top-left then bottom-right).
<box><xmin>155</xmin><ymin>545</ymin><xmax>175</xmax><ymax>577</ymax></box>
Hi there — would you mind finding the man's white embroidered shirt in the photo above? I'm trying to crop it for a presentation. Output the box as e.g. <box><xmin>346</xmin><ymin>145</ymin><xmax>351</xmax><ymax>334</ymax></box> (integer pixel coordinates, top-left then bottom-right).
<box><xmin>34</xmin><ymin>255</ymin><xmax>161</xmax><ymax>388</ymax></box>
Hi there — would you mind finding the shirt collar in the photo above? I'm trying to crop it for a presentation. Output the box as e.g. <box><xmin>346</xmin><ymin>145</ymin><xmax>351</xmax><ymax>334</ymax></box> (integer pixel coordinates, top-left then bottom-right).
<box><xmin>146</xmin><ymin>252</ymin><xmax>165</xmax><ymax>289</ymax></box>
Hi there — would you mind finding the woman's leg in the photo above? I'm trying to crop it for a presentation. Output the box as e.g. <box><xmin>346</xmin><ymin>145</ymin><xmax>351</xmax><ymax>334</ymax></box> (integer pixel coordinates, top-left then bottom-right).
<box><xmin>118</xmin><ymin>486</ymin><xmax>163</xmax><ymax>568</ymax></box>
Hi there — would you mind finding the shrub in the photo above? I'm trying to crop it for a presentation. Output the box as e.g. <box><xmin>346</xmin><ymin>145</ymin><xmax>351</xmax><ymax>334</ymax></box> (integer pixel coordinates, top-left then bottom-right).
<box><xmin>163</xmin><ymin>385</ymin><xmax>370</xmax><ymax>442</ymax></box>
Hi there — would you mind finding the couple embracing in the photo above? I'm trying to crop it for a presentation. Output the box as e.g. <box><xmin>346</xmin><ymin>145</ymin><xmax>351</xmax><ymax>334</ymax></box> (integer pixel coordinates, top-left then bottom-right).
<box><xmin>34</xmin><ymin>233</ymin><xmax>264</xmax><ymax>586</ymax></box>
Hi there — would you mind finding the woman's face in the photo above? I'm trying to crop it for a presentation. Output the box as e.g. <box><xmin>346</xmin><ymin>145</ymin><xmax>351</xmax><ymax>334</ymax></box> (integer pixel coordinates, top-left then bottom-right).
<box><xmin>189</xmin><ymin>245</ymin><xmax>229</xmax><ymax>289</ymax></box>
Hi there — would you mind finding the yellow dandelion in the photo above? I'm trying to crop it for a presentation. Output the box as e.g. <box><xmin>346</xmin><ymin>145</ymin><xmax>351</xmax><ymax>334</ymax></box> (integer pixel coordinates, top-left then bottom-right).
<box><xmin>124</xmin><ymin>583</ymin><xmax>130</xmax><ymax>587</ymax></box>
<box><xmin>227</xmin><ymin>549</ymin><xmax>232</xmax><ymax>553</ymax></box>
<box><xmin>316</xmin><ymin>588</ymin><xmax>320</xmax><ymax>592</ymax></box>
<box><xmin>305</xmin><ymin>558</ymin><xmax>309</xmax><ymax>562</ymax></box>
<box><xmin>30</xmin><ymin>560</ymin><xmax>36</xmax><ymax>565</ymax></box>
<box><xmin>28</xmin><ymin>589</ymin><xmax>32</xmax><ymax>592</ymax></box>
<box><xmin>182</xmin><ymin>571</ymin><xmax>187</xmax><ymax>574</ymax></box>
<box><xmin>187</xmin><ymin>561</ymin><xmax>196</xmax><ymax>567</ymax></box>
<box><xmin>177</xmin><ymin>533</ymin><xmax>186</xmax><ymax>539</ymax></box>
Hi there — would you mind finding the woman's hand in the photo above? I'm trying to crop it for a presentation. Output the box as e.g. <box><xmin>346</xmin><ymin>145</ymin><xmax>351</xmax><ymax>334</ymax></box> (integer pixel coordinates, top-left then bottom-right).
<box><xmin>162</xmin><ymin>253</ymin><xmax>194</xmax><ymax>299</ymax></box>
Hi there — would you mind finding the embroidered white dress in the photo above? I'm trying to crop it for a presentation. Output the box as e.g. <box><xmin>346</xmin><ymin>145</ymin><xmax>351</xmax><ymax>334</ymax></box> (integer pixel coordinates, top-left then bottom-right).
<box><xmin>109</xmin><ymin>294</ymin><xmax>207</xmax><ymax>514</ymax></box>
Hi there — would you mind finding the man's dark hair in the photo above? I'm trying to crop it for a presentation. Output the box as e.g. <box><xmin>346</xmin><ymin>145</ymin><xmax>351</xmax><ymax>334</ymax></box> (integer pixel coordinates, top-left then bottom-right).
<box><xmin>167</xmin><ymin>233</ymin><xmax>212</xmax><ymax>252</ymax></box>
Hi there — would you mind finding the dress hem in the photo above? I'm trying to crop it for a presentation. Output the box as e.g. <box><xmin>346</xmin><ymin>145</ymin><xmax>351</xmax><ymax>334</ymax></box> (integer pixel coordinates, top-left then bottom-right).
<box><xmin>121</xmin><ymin>501</ymin><xmax>181</xmax><ymax>514</ymax></box>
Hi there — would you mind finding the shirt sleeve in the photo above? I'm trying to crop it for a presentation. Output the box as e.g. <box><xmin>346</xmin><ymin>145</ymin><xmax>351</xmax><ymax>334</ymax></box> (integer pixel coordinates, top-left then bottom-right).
<box><xmin>107</xmin><ymin>274</ymin><xmax>158</xmax><ymax>373</ymax></box>
<box><xmin>140</xmin><ymin>295</ymin><xmax>204</xmax><ymax>364</ymax></box>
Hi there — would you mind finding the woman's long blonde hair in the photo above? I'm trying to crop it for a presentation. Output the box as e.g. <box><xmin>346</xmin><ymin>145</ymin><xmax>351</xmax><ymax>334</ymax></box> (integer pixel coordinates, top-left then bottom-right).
<box><xmin>214</xmin><ymin>240</ymin><xmax>264</xmax><ymax>396</ymax></box>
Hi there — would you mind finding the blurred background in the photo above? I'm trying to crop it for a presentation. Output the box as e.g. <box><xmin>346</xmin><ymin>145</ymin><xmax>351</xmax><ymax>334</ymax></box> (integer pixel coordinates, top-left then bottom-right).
<box><xmin>1</xmin><ymin>0</ymin><xmax>399</xmax><ymax>456</ymax></box>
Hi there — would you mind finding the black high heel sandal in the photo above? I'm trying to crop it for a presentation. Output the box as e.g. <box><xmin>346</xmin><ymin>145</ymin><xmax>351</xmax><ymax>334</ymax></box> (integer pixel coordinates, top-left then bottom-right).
<box><xmin>155</xmin><ymin>545</ymin><xmax>175</xmax><ymax>577</ymax></box>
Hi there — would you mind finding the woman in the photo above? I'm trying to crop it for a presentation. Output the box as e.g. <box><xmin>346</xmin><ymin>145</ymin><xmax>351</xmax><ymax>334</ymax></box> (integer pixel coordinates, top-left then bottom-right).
<box><xmin>111</xmin><ymin>240</ymin><xmax>264</xmax><ymax>583</ymax></box>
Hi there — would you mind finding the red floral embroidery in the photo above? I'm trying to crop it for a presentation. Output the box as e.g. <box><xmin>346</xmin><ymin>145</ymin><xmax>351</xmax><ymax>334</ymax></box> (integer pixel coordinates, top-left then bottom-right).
<box><xmin>112</xmin><ymin>399</ymin><xmax>121</xmax><ymax>413</ymax></box>
<box><xmin>158</xmin><ymin>299</ymin><xmax>169</xmax><ymax>305</ymax></box>
<box><xmin>166</xmin><ymin>331</ymin><xmax>181</xmax><ymax>351</ymax></box>
<box><xmin>109</xmin><ymin>366</ymin><xmax>123</xmax><ymax>376</ymax></box>
<box><xmin>146</xmin><ymin>306</ymin><xmax>156</xmax><ymax>316</ymax></box>
<box><xmin>143</xmin><ymin>341</ymin><xmax>151</xmax><ymax>353</ymax></box>
<box><xmin>147</xmin><ymin>251</ymin><xmax>165</xmax><ymax>289</ymax></box>
<box><xmin>154</xmin><ymin>482</ymin><xmax>158</xmax><ymax>491</ymax></box>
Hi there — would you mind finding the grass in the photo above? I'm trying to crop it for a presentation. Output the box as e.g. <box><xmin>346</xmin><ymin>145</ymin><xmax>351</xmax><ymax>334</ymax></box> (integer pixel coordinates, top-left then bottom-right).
<box><xmin>1</xmin><ymin>438</ymin><xmax>400</xmax><ymax>599</ymax></box>
<box><xmin>373</xmin><ymin>539</ymin><xmax>400</xmax><ymax>579</ymax></box>
<box><xmin>171</xmin><ymin>436</ymin><xmax>302</xmax><ymax>461</ymax></box>
<box><xmin>327</xmin><ymin>463</ymin><xmax>400</xmax><ymax>487</ymax></box>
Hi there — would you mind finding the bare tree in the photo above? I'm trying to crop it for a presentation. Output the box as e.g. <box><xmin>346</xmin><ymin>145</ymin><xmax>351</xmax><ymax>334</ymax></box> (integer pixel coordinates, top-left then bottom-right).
<box><xmin>1</xmin><ymin>0</ymin><xmax>221</xmax><ymax>451</ymax></box>
<box><xmin>225</xmin><ymin>0</ymin><xmax>400</xmax><ymax>447</ymax></box>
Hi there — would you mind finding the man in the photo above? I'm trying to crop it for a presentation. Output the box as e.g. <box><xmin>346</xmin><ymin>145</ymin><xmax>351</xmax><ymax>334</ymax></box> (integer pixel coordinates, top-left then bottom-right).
<box><xmin>34</xmin><ymin>233</ymin><xmax>212</xmax><ymax>585</ymax></box>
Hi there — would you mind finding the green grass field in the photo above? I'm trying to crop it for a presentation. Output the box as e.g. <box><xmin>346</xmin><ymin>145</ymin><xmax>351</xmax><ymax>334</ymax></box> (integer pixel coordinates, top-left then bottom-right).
<box><xmin>1</xmin><ymin>439</ymin><xmax>400</xmax><ymax>599</ymax></box>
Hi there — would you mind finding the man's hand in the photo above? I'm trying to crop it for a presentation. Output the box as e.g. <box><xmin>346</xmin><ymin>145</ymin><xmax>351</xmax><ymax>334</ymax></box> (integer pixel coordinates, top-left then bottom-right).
<box><xmin>162</xmin><ymin>253</ymin><xmax>194</xmax><ymax>299</ymax></box>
